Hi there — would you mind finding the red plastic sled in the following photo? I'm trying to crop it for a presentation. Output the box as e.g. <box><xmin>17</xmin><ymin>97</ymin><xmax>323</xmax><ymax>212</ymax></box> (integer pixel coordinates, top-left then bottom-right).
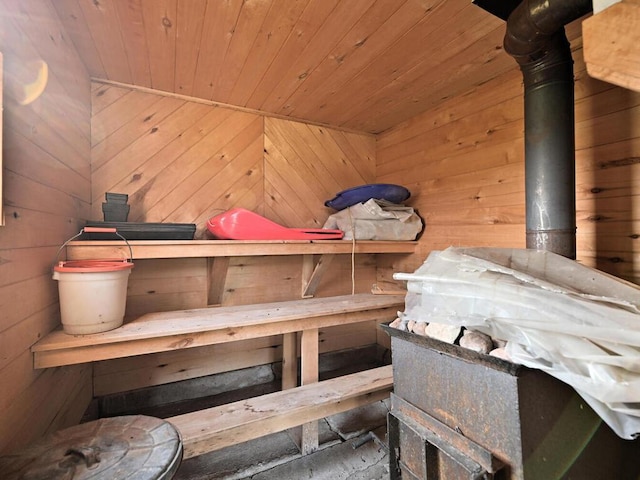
<box><xmin>207</xmin><ymin>208</ymin><xmax>344</xmax><ymax>240</ymax></box>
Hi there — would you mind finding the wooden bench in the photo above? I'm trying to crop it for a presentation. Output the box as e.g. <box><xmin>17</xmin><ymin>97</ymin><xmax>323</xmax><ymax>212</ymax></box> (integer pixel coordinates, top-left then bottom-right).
<box><xmin>170</xmin><ymin>365</ymin><xmax>393</xmax><ymax>459</ymax></box>
<box><xmin>32</xmin><ymin>293</ymin><xmax>404</xmax><ymax>455</ymax></box>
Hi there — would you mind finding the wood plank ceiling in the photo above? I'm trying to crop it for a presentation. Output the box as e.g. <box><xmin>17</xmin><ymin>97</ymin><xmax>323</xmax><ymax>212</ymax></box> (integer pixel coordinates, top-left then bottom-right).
<box><xmin>51</xmin><ymin>0</ymin><xmax>513</xmax><ymax>134</ymax></box>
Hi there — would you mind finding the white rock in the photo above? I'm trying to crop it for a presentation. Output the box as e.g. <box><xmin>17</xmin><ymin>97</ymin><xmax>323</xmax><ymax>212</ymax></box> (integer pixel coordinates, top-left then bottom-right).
<box><xmin>493</xmin><ymin>338</ymin><xmax>508</xmax><ymax>349</ymax></box>
<box><xmin>407</xmin><ymin>320</ymin><xmax>416</xmax><ymax>333</ymax></box>
<box><xmin>424</xmin><ymin>323</ymin><xmax>462</xmax><ymax>344</ymax></box>
<box><xmin>459</xmin><ymin>330</ymin><xmax>494</xmax><ymax>354</ymax></box>
<box><xmin>489</xmin><ymin>347</ymin><xmax>512</xmax><ymax>361</ymax></box>
<box><xmin>412</xmin><ymin>322</ymin><xmax>427</xmax><ymax>336</ymax></box>
<box><xmin>389</xmin><ymin>317</ymin><xmax>402</xmax><ymax>329</ymax></box>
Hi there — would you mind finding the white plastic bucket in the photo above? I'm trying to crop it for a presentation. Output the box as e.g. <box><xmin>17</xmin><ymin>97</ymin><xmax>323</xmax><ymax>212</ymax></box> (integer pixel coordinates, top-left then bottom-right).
<box><xmin>53</xmin><ymin>227</ymin><xmax>134</xmax><ymax>335</ymax></box>
<box><xmin>53</xmin><ymin>259</ymin><xmax>134</xmax><ymax>334</ymax></box>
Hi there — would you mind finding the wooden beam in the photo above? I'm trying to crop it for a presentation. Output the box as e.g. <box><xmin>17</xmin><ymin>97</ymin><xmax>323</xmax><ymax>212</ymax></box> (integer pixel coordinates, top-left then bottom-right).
<box><xmin>168</xmin><ymin>365</ymin><xmax>393</xmax><ymax>459</ymax></box>
<box><xmin>583</xmin><ymin>0</ymin><xmax>640</xmax><ymax>92</ymax></box>
<box><xmin>64</xmin><ymin>239</ymin><xmax>417</xmax><ymax>260</ymax></box>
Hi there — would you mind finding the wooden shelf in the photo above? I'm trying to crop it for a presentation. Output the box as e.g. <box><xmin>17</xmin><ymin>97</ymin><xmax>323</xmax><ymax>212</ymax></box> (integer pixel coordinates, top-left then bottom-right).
<box><xmin>64</xmin><ymin>239</ymin><xmax>417</xmax><ymax>260</ymax></box>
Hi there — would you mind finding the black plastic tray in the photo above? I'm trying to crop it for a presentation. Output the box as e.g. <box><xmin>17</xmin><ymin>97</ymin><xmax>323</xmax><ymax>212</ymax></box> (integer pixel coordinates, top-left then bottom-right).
<box><xmin>82</xmin><ymin>222</ymin><xmax>196</xmax><ymax>240</ymax></box>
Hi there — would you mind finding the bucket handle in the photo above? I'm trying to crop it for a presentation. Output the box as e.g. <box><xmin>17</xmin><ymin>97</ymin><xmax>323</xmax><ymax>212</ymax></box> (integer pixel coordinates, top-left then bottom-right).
<box><xmin>54</xmin><ymin>227</ymin><xmax>134</xmax><ymax>269</ymax></box>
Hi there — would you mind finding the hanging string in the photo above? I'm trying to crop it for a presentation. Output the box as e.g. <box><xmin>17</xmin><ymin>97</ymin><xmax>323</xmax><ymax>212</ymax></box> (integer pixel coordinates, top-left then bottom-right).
<box><xmin>348</xmin><ymin>207</ymin><xmax>356</xmax><ymax>295</ymax></box>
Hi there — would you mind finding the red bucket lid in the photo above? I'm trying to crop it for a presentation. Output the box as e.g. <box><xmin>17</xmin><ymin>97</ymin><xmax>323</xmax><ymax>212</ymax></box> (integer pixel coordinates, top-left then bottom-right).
<box><xmin>54</xmin><ymin>259</ymin><xmax>134</xmax><ymax>273</ymax></box>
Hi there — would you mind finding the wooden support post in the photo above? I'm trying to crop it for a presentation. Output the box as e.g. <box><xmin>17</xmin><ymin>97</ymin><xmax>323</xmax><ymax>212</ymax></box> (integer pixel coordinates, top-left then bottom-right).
<box><xmin>300</xmin><ymin>328</ymin><xmax>319</xmax><ymax>454</ymax></box>
<box><xmin>207</xmin><ymin>257</ymin><xmax>230</xmax><ymax>306</ymax></box>
<box><xmin>281</xmin><ymin>332</ymin><xmax>298</xmax><ymax>390</ymax></box>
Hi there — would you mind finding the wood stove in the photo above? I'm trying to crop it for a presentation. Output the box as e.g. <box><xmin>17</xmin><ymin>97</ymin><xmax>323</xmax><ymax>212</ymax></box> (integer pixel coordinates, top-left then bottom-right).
<box><xmin>383</xmin><ymin>324</ymin><xmax>640</xmax><ymax>480</ymax></box>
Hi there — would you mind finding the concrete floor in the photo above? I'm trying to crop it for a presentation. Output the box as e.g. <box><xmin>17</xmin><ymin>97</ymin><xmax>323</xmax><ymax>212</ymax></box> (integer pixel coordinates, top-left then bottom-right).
<box><xmin>174</xmin><ymin>400</ymin><xmax>391</xmax><ymax>480</ymax></box>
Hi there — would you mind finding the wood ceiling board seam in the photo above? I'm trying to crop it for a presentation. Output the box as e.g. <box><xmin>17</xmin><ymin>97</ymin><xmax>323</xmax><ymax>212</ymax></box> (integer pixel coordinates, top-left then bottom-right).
<box><xmin>258</xmin><ymin>0</ymin><xmax>375</xmax><ymax>114</ymax></box>
<box><xmin>174</xmin><ymin>0</ymin><xmax>207</xmax><ymax>96</ymax></box>
<box><xmin>275</xmin><ymin>0</ymin><xmax>406</xmax><ymax>118</ymax></box>
<box><xmin>288</xmin><ymin>0</ymin><xmax>426</xmax><ymax>121</ymax></box>
<box><xmin>191</xmin><ymin>0</ymin><xmax>244</xmax><ymax>101</ymax></box>
<box><xmin>227</xmin><ymin>0</ymin><xmax>311</xmax><ymax>106</ymax></box>
<box><xmin>52</xmin><ymin>0</ymin><xmax>107</xmax><ymax>78</ymax></box>
<box><xmin>113</xmin><ymin>0</ymin><xmax>153</xmax><ymax>87</ymax></box>
<box><xmin>244</xmin><ymin>0</ymin><xmax>340</xmax><ymax>110</ymax></box>
<box><xmin>302</xmin><ymin>0</ymin><xmax>458</xmax><ymax>126</ymax></box>
<box><xmin>78</xmin><ymin>0</ymin><xmax>133</xmax><ymax>83</ymax></box>
<box><xmin>349</xmin><ymin>26</ymin><xmax>512</xmax><ymax>133</ymax></box>
<box><xmin>141</xmin><ymin>0</ymin><xmax>178</xmax><ymax>92</ymax></box>
<box><xmin>211</xmin><ymin>0</ymin><xmax>274</xmax><ymax>103</ymax></box>
<box><xmin>332</xmin><ymin>5</ymin><xmax>503</xmax><ymax>129</ymax></box>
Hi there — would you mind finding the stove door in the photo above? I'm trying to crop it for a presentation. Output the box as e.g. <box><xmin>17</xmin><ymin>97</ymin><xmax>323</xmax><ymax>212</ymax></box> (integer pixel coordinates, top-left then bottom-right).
<box><xmin>389</xmin><ymin>394</ymin><xmax>504</xmax><ymax>480</ymax></box>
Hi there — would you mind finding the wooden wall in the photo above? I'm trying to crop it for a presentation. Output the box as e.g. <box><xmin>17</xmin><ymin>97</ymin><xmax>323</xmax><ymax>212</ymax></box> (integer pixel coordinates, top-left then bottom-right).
<box><xmin>90</xmin><ymin>84</ymin><xmax>380</xmax><ymax>395</ymax></box>
<box><xmin>0</xmin><ymin>0</ymin><xmax>92</xmax><ymax>452</ymax></box>
<box><xmin>376</xmin><ymin>22</ymin><xmax>640</xmax><ymax>285</ymax></box>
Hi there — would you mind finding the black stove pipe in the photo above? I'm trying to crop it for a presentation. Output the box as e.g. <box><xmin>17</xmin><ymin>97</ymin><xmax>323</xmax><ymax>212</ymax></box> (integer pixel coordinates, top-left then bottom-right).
<box><xmin>503</xmin><ymin>0</ymin><xmax>592</xmax><ymax>259</ymax></box>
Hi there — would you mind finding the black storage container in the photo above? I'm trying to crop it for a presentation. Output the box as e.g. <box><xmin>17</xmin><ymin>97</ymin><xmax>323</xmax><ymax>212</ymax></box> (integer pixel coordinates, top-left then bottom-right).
<box><xmin>82</xmin><ymin>222</ymin><xmax>196</xmax><ymax>240</ymax></box>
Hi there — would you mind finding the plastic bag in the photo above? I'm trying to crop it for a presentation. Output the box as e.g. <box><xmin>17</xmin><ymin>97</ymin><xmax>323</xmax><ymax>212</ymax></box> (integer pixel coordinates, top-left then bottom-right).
<box><xmin>322</xmin><ymin>198</ymin><xmax>423</xmax><ymax>240</ymax></box>
<box><xmin>393</xmin><ymin>246</ymin><xmax>640</xmax><ymax>440</ymax></box>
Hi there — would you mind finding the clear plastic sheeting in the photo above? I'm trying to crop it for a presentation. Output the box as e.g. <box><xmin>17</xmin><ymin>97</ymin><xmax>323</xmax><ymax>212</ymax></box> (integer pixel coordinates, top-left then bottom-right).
<box><xmin>393</xmin><ymin>247</ymin><xmax>640</xmax><ymax>440</ymax></box>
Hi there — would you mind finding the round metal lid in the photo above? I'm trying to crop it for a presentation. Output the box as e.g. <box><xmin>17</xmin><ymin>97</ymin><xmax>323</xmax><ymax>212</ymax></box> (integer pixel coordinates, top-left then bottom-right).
<box><xmin>0</xmin><ymin>415</ymin><xmax>182</xmax><ymax>480</ymax></box>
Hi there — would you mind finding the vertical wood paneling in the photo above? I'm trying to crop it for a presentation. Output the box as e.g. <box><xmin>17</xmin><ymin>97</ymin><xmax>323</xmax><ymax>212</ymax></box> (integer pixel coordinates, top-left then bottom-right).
<box><xmin>174</xmin><ymin>0</ymin><xmax>206</xmax><ymax>95</ymax></box>
<box><xmin>0</xmin><ymin>0</ymin><xmax>92</xmax><ymax>453</ymax></box>
<box><xmin>77</xmin><ymin>0</ymin><xmax>133</xmax><ymax>83</ymax></box>
<box><xmin>141</xmin><ymin>0</ymin><xmax>177</xmax><ymax>92</ymax></box>
<box><xmin>190</xmin><ymin>0</ymin><xmax>244</xmax><ymax>100</ymax></box>
<box><xmin>113</xmin><ymin>0</ymin><xmax>153</xmax><ymax>87</ymax></box>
